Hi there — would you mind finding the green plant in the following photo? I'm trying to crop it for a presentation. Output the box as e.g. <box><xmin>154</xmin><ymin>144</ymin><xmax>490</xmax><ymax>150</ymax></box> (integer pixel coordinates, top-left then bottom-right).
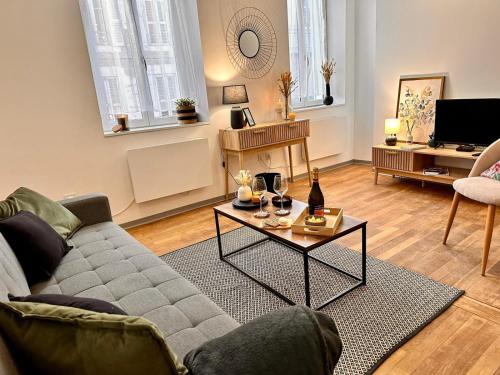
<box><xmin>174</xmin><ymin>98</ymin><xmax>196</xmax><ymax>108</ymax></box>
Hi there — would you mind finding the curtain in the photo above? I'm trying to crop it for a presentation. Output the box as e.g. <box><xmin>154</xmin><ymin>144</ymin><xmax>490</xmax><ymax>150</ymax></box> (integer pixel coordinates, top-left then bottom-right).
<box><xmin>168</xmin><ymin>0</ymin><xmax>209</xmax><ymax>122</ymax></box>
<box><xmin>79</xmin><ymin>0</ymin><xmax>151</xmax><ymax>130</ymax></box>
<box><xmin>288</xmin><ymin>0</ymin><xmax>327</xmax><ymax>107</ymax></box>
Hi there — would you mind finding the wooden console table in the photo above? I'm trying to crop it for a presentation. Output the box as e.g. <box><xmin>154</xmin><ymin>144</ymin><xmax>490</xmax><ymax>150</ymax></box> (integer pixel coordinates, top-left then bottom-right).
<box><xmin>219</xmin><ymin>119</ymin><xmax>312</xmax><ymax>199</ymax></box>
<box><xmin>372</xmin><ymin>144</ymin><xmax>478</xmax><ymax>185</ymax></box>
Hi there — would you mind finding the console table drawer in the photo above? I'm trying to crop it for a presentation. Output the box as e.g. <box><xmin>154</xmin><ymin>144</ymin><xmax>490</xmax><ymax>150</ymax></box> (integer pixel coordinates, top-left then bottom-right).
<box><xmin>221</xmin><ymin>119</ymin><xmax>310</xmax><ymax>151</ymax></box>
<box><xmin>372</xmin><ymin>148</ymin><xmax>412</xmax><ymax>171</ymax></box>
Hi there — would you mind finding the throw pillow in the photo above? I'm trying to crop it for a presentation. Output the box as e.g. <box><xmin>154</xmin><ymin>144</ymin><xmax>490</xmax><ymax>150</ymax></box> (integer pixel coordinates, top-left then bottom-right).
<box><xmin>184</xmin><ymin>305</ymin><xmax>343</xmax><ymax>375</ymax></box>
<box><xmin>481</xmin><ymin>160</ymin><xmax>500</xmax><ymax>181</ymax></box>
<box><xmin>0</xmin><ymin>187</ymin><xmax>82</xmax><ymax>239</ymax></box>
<box><xmin>0</xmin><ymin>211</ymin><xmax>72</xmax><ymax>285</ymax></box>
<box><xmin>0</xmin><ymin>302</ymin><xmax>187</xmax><ymax>375</ymax></box>
<box><xmin>8</xmin><ymin>294</ymin><xmax>127</xmax><ymax>315</ymax></box>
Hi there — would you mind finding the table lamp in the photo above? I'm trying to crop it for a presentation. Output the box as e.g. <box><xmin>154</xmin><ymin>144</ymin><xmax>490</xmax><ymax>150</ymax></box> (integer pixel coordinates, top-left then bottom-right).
<box><xmin>385</xmin><ymin>118</ymin><xmax>400</xmax><ymax>146</ymax></box>
<box><xmin>223</xmin><ymin>85</ymin><xmax>249</xmax><ymax>129</ymax></box>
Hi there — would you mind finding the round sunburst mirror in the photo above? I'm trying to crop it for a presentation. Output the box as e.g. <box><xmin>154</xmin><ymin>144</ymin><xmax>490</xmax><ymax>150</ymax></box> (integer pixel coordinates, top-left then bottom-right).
<box><xmin>226</xmin><ymin>7</ymin><xmax>277</xmax><ymax>79</ymax></box>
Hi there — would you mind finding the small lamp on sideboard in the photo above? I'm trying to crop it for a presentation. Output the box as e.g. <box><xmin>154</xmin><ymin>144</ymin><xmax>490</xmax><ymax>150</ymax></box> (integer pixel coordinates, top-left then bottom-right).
<box><xmin>223</xmin><ymin>85</ymin><xmax>249</xmax><ymax>129</ymax></box>
<box><xmin>385</xmin><ymin>118</ymin><xmax>400</xmax><ymax>146</ymax></box>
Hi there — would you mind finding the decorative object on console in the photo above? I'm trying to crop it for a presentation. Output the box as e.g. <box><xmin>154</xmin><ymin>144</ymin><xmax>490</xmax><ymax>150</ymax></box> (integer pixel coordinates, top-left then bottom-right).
<box><xmin>242</xmin><ymin>107</ymin><xmax>256</xmax><ymax>127</ymax></box>
<box><xmin>396</xmin><ymin>75</ymin><xmax>446</xmax><ymax>143</ymax></box>
<box><xmin>226</xmin><ymin>7</ymin><xmax>277</xmax><ymax>79</ymax></box>
<box><xmin>278</xmin><ymin>71</ymin><xmax>297</xmax><ymax>120</ymax></box>
<box><xmin>288</xmin><ymin>112</ymin><xmax>297</xmax><ymax>121</ymax></box>
<box><xmin>223</xmin><ymin>85</ymin><xmax>248</xmax><ymax>129</ymax></box>
<box><xmin>427</xmin><ymin>131</ymin><xmax>441</xmax><ymax>148</ymax></box>
<box><xmin>384</xmin><ymin>118</ymin><xmax>400</xmax><ymax>146</ymax></box>
<box><xmin>234</xmin><ymin>170</ymin><xmax>253</xmax><ymax>202</ymax></box>
<box><xmin>175</xmin><ymin>98</ymin><xmax>197</xmax><ymax>125</ymax></box>
<box><xmin>321</xmin><ymin>59</ymin><xmax>336</xmax><ymax>106</ymax></box>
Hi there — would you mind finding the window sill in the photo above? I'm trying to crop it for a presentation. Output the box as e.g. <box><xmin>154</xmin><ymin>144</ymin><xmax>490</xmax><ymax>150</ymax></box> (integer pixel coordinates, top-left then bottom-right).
<box><xmin>104</xmin><ymin>121</ymin><xmax>209</xmax><ymax>137</ymax></box>
<box><xmin>293</xmin><ymin>102</ymin><xmax>346</xmax><ymax>113</ymax></box>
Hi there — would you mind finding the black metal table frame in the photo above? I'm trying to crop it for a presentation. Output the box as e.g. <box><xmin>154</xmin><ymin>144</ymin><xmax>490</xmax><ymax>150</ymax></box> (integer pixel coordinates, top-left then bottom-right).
<box><xmin>214</xmin><ymin>209</ymin><xmax>367</xmax><ymax>310</ymax></box>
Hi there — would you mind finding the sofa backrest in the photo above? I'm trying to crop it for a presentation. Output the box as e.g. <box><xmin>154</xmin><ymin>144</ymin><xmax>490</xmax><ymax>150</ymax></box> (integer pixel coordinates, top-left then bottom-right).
<box><xmin>0</xmin><ymin>233</ymin><xmax>27</xmax><ymax>375</ymax></box>
<box><xmin>0</xmin><ymin>234</ymin><xmax>30</xmax><ymax>301</ymax></box>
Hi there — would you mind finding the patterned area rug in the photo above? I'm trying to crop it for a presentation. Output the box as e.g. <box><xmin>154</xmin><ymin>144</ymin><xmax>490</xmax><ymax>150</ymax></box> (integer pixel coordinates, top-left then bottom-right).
<box><xmin>161</xmin><ymin>227</ymin><xmax>463</xmax><ymax>375</ymax></box>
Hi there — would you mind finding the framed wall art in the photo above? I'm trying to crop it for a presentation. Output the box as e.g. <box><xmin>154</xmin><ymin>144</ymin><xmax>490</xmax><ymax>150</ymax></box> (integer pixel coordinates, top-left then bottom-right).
<box><xmin>396</xmin><ymin>75</ymin><xmax>446</xmax><ymax>143</ymax></box>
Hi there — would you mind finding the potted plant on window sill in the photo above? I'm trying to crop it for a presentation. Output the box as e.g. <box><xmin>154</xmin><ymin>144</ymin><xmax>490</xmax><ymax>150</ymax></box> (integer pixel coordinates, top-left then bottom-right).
<box><xmin>175</xmin><ymin>98</ymin><xmax>198</xmax><ymax>124</ymax></box>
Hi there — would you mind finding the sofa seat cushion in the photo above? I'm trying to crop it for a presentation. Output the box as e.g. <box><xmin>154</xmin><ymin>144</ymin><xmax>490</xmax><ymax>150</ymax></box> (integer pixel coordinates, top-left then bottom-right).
<box><xmin>453</xmin><ymin>177</ymin><xmax>500</xmax><ymax>205</ymax></box>
<box><xmin>31</xmin><ymin>222</ymin><xmax>239</xmax><ymax>359</ymax></box>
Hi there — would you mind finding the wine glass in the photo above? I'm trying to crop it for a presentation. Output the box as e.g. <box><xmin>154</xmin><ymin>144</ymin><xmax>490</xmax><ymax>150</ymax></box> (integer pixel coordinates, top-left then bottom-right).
<box><xmin>273</xmin><ymin>175</ymin><xmax>290</xmax><ymax>216</ymax></box>
<box><xmin>252</xmin><ymin>176</ymin><xmax>269</xmax><ymax>218</ymax></box>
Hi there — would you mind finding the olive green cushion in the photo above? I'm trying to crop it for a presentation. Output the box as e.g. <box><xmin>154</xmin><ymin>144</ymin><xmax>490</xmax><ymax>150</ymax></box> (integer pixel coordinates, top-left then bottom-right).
<box><xmin>0</xmin><ymin>302</ymin><xmax>187</xmax><ymax>375</ymax></box>
<box><xmin>0</xmin><ymin>188</ymin><xmax>82</xmax><ymax>239</ymax></box>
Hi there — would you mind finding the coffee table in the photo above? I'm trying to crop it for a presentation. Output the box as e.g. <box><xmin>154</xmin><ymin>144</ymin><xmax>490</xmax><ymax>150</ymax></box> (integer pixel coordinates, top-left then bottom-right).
<box><xmin>213</xmin><ymin>195</ymin><xmax>367</xmax><ymax>310</ymax></box>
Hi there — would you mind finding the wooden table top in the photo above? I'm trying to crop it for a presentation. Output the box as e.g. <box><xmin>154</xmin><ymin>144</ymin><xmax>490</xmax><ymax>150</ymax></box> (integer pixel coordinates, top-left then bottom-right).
<box><xmin>214</xmin><ymin>194</ymin><xmax>367</xmax><ymax>251</ymax></box>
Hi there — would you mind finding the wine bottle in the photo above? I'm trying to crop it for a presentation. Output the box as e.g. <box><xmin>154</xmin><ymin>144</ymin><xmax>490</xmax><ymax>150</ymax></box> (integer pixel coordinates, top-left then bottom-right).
<box><xmin>308</xmin><ymin>168</ymin><xmax>324</xmax><ymax>216</ymax></box>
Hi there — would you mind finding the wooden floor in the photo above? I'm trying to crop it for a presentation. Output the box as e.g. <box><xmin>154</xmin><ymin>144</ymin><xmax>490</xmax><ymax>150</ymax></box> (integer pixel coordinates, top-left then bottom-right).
<box><xmin>128</xmin><ymin>164</ymin><xmax>500</xmax><ymax>374</ymax></box>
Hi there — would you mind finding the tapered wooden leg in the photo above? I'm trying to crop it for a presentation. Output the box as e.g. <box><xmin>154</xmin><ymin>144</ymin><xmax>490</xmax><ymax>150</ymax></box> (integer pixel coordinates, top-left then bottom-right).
<box><xmin>374</xmin><ymin>168</ymin><xmax>379</xmax><ymax>185</ymax></box>
<box><xmin>224</xmin><ymin>150</ymin><xmax>229</xmax><ymax>200</ymax></box>
<box><xmin>481</xmin><ymin>205</ymin><xmax>496</xmax><ymax>276</ymax></box>
<box><xmin>443</xmin><ymin>192</ymin><xmax>461</xmax><ymax>244</ymax></box>
<box><xmin>303</xmin><ymin>138</ymin><xmax>312</xmax><ymax>186</ymax></box>
<box><xmin>238</xmin><ymin>153</ymin><xmax>244</xmax><ymax>171</ymax></box>
<box><xmin>288</xmin><ymin>146</ymin><xmax>294</xmax><ymax>182</ymax></box>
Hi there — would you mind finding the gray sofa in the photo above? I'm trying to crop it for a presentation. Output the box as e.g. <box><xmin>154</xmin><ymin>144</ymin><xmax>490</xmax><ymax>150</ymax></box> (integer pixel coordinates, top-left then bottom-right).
<box><xmin>0</xmin><ymin>194</ymin><xmax>239</xmax><ymax>374</ymax></box>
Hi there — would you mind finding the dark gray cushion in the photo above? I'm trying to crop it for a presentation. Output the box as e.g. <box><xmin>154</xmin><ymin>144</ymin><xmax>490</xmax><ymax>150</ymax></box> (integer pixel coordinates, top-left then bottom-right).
<box><xmin>0</xmin><ymin>212</ymin><xmax>72</xmax><ymax>286</ymax></box>
<box><xmin>184</xmin><ymin>305</ymin><xmax>342</xmax><ymax>375</ymax></box>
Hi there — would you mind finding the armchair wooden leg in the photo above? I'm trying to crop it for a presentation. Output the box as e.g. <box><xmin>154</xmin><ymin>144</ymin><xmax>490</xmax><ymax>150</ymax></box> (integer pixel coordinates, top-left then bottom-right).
<box><xmin>481</xmin><ymin>205</ymin><xmax>496</xmax><ymax>276</ymax></box>
<box><xmin>443</xmin><ymin>192</ymin><xmax>461</xmax><ymax>244</ymax></box>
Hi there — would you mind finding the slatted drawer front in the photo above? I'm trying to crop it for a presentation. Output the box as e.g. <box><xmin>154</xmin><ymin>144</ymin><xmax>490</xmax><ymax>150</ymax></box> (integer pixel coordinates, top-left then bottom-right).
<box><xmin>372</xmin><ymin>148</ymin><xmax>412</xmax><ymax>171</ymax></box>
<box><xmin>238</xmin><ymin>120</ymin><xmax>310</xmax><ymax>149</ymax></box>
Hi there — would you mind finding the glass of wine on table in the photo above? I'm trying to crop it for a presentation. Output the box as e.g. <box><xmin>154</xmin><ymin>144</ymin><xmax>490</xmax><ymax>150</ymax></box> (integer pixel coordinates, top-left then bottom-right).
<box><xmin>273</xmin><ymin>175</ymin><xmax>290</xmax><ymax>216</ymax></box>
<box><xmin>252</xmin><ymin>176</ymin><xmax>270</xmax><ymax>218</ymax></box>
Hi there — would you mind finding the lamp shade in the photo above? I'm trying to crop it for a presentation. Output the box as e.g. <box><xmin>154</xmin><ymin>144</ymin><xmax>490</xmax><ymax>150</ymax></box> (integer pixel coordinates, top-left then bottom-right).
<box><xmin>385</xmin><ymin>118</ymin><xmax>400</xmax><ymax>134</ymax></box>
<box><xmin>222</xmin><ymin>85</ymin><xmax>249</xmax><ymax>105</ymax></box>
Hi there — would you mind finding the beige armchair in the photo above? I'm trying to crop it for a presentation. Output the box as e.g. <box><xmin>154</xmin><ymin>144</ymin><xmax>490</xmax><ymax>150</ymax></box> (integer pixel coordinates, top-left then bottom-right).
<box><xmin>443</xmin><ymin>138</ymin><xmax>500</xmax><ymax>276</ymax></box>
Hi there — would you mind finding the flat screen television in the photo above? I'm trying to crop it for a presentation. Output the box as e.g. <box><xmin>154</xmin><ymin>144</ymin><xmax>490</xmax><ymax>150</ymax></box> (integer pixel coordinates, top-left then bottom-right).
<box><xmin>434</xmin><ymin>99</ymin><xmax>500</xmax><ymax>147</ymax></box>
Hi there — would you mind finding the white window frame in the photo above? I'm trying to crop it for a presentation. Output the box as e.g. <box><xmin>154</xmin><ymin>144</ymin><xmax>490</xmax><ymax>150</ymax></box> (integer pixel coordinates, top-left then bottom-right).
<box><xmin>287</xmin><ymin>0</ymin><xmax>328</xmax><ymax>109</ymax></box>
<box><xmin>80</xmin><ymin>0</ymin><xmax>208</xmax><ymax>133</ymax></box>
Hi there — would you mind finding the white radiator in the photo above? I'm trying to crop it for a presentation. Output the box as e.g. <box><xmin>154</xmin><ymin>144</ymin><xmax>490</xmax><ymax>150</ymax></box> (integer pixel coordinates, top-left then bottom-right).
<box><xmin>303</xmin><ymin>116</ymin><xmax>348</xmax><ymax>160</ymax></box>
<box><xmin>127</xmin><ymin>138</ymin><xmax>213</xmax><ymax>203</ymax></box>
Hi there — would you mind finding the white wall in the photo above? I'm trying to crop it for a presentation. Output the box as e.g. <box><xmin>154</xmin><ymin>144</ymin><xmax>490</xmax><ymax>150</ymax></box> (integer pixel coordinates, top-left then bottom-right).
<box><xmin>353</xmin><ymin>0</ymin><xmax>376</xmax><ymax>161</ymax></box>
<box><xmin>0</xmin><ymin>0</ymin><xmax>355</xmax><ymax>225</ymax></box>
<box><xmin>373</xmin><ymin>0</ymin><xmax>500</xmax><ymax>148</ymax></box>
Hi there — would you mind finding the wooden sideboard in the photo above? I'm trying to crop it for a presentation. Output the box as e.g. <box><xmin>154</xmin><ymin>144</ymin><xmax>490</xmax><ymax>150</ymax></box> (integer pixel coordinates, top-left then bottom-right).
<box><xmin>219</xmin><ymin>119</ymin><xmax>312</xmax><ymax>199</ymax></box>
<box><xmin>372</xmin><ymin>144</ymin><xmax>478</xmax><ymax>185</ymax></box>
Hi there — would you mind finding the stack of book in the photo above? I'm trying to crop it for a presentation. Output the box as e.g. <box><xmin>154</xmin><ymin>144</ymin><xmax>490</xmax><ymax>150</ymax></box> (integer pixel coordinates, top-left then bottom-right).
<box><xmin>423</xmin><ymin>167</ymin><xmax>450</xmax><ymax>176</ymax></box>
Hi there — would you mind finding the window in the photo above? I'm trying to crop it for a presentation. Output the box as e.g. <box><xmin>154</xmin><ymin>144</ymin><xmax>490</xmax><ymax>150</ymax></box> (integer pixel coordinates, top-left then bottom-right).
<box><xmin>80</xmin><ymin>0</ymin><xmax>208</xmax><ymax>132</ymax></box>
<box><xmin>287</xmin><ymin>0</ymin><xmax>327</xmax><ymax>108</ymax></box>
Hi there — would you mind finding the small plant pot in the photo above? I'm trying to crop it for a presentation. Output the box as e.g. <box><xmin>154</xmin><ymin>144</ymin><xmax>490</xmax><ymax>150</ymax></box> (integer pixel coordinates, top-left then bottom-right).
<box><xmin>176</xmin><ymin>105</ymin><xmax>197</xmax><ymax>124</ymax></box>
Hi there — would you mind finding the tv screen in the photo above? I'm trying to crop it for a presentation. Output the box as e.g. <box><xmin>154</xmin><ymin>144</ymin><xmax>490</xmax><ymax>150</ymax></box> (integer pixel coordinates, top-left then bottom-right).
<box><xmin>434</xmin><ymin>99</ymin><xmax>500</xmax><ymax>146</ymax></box>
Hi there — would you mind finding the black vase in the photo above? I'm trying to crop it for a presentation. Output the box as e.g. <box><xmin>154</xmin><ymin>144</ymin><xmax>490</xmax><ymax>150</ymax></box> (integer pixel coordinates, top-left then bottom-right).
<box><xmin>323</xmin><ymin>83</ymin><xmax>334</xmax><ymax>105</ymax></box>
